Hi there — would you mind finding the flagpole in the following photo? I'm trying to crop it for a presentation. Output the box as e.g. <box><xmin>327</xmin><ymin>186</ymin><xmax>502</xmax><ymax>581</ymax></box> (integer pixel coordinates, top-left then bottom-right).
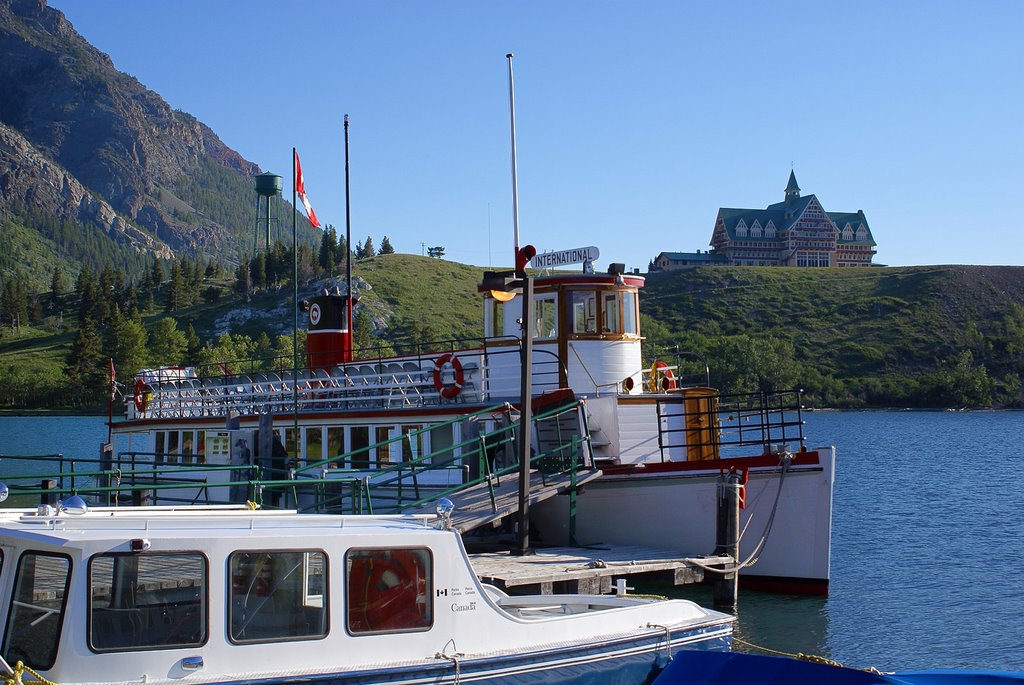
<box><xmin>344</xmin><ymin>115</ymin><xmax>353</xmax><ymax>359</ymax></box>
<box><xmin>506</xmin><ymin>53</ymin><xmax>520</xmax><ymax>260</ymax></box>
<box><xmin>291</xmin><ymin>147</ymin><xmax>299</xmax><ymax>466</ymax></box>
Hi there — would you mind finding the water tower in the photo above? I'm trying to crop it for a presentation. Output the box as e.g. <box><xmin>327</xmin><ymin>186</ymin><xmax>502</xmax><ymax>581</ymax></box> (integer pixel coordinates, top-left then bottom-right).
<box><xmin>254</xmin><ymin>172</ymin><xmax>282</xmax><ymax>252</ymax></box>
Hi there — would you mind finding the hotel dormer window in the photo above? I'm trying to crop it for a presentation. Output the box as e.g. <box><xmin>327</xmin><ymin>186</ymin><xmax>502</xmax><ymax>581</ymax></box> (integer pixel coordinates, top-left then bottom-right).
<box><xmin>735</xmin><ymin>220</ymin><xmax>748</xmax><ymax>237</ymax></box>
<box><xmin>751</xmin><ymin>220</ymin><xmax>762</xmax><ymax>237</ymax></box>
<box><xmin>843</xmin><ymin>224</ymin><xmax>854</xmax><ymax>241</ymax></box>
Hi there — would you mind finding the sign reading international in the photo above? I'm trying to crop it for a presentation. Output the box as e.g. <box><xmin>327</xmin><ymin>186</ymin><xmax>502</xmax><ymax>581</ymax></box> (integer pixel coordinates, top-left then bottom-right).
<box><xmin>531</xmin><ymin>246</ymin><xmax>600</xmax><ymax>269</ymax></box>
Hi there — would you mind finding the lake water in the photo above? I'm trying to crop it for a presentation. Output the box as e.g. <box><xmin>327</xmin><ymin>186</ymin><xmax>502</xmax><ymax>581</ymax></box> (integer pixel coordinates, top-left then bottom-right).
<box><xmin>0</xmin><ymin>411</ymin><xmax>1021</xmax><ymax>672</ymax></box>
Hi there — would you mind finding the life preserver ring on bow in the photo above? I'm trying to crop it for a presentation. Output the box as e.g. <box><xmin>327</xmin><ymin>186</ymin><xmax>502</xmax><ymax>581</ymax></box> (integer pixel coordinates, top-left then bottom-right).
<box><xmin>433</xmin><ymin>354</ymin><xmax>464</xmax><ymax>399</ymax></box>
<box><xmin>647</xmin><ymin>361</ymin><xmax>677</xmax><ymax>393</ymax></box>
<box><xmin>133</xmin><ymin>378</ymin><xmax>150</xmax><ymax>413</ymax></box>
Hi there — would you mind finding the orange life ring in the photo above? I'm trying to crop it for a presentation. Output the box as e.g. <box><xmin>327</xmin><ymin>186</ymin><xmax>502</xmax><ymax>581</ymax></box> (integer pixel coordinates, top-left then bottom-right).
<box><xmin>133</xmin><ymin>378</ymin><xmax>149</xmax><ymax>412</ymax></box>
<box><xmin>647</xmin><ymin>361</ymin><xmax>677</xmax><ymax>393</ymax></box>
<box><xmin>432</xmin><ymin>354</ymin><xmax>464</xmax><ymax>399</ymax></box>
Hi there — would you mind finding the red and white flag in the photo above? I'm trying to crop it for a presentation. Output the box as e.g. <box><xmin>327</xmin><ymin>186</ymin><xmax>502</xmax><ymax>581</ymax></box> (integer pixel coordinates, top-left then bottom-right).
<box><xmin>294</xmin><ymin>149</ymin><xmax>320</xmax><ymax>228</ymax></box>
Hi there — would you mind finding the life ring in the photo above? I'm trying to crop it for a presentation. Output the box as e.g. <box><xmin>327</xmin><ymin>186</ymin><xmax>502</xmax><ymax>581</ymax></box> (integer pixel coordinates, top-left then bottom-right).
<box><xmin>348</xmin><ymin>552</ymin><xmax>427</xmax><ymax>632</ymax></box>
<box><xmin>133</xmin><ymin>378</ymin><xmax>150</xmax><ymax>413</ymax></box>
<box><xmin>647</xmin><ymin>361</ymin><xmax>677</xmax><ymax>393</ymax></box>
<box><xmin>432</xmin><ymin>354</ymin><xmax>465</xmax><ymax>399</ymax></box>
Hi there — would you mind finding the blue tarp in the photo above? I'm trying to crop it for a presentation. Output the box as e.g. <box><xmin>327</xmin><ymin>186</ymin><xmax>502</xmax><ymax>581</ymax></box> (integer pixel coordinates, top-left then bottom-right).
<box><xmin>655</xmin><ymin>651</ymin><xmax>1024</xmax><ymax>685</ymax></box>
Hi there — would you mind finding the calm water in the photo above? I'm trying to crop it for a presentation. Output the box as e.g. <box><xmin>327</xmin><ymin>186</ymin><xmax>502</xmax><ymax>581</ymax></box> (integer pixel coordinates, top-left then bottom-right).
<box><xmin>0</xmin><ymin>412</ymin><xmax>1022</xmax><ymax>671</ymax></box>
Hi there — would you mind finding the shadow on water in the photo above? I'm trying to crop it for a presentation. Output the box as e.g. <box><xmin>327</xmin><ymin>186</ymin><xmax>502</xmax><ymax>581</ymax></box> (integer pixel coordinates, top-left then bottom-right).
<box><xmin>631</xmin><ymin>580</ymin><xmax>830</xmax><ymax>660</ymax></box>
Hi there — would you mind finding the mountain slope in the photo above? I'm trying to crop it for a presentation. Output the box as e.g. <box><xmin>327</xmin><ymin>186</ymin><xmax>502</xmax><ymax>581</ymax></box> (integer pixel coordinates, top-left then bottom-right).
<box><xmin>0</xmin><ymin>0</ymin><xmax>317</xmax><ymax>281</ymax></box>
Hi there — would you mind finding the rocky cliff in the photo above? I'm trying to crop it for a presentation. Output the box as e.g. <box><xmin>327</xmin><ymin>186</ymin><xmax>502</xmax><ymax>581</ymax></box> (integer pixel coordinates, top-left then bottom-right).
<box><xmin>0</xmin><ymin>0</ymin><xmax>271</xmax><ymax>262</ymax></box>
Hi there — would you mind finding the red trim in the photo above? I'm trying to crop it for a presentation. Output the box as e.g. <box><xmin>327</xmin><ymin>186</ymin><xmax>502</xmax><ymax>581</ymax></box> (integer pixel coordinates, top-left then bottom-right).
<box><xmin>601</xmin><ymin>450</ymin><xmax>822</xmax><ymax>476</ymax></box>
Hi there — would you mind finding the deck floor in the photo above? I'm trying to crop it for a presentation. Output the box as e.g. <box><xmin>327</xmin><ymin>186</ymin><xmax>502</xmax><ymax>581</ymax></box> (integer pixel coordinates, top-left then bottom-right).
<box><xmin>470</xmin><ymin>545</ymin><xmax>732</xmax><ymax>595</ymax></box>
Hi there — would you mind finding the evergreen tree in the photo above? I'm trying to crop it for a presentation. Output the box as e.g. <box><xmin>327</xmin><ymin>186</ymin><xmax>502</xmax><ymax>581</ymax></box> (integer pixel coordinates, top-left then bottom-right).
<box><xmin>234</xmin><ymin>257</ymin><xmax>251</xmax><ymax>298</ymax></box>
<box><xmin>251</xmin><ymin>252</ymin><xmax>267</xmax><ymax>291</ymax></box>
<box><xmin>354</xmin><ymin>239</ymin><xmax>365</xmax><ymax>260</ymax></box>
<box><xmin>49</xmin><ymin>264</ymin><xmax>64</xmax><ymax>310</ymax></box>
<box><xmin>149</xmin><ymin>257</ymin><xmax>164</xmax><ymax>293</ymax></box>
<box><xmin>76</xmin><ymin>265</ymin><xmax>99</xmax><ymax>325</ymax></box>
<box><xmin>166</xmin><ymin>260</ymin><xmax>183</xmax><ymax>312</ymax></box>
<box><xmin>379</xmin><ymin>235</ymin><xmax>395</xmax><ymax>255</ymax></box>
<box><xmin>184</xmin><ymin>324</ymin><xmax>202</xmax><ymax>365</ymax></box>
<box><xmin>362</xmin><ymin>235</ymin><xmax>375</xmax><ymax>259</ymax></box>
<box><xmin>149</xmin><ymin>317</ymin><xmax>187</xmax><ymax>366</ymax></box>
<box><xmin>65</xmin><ymin>318</ymin><xmax>104</xmax><ymax>393</ymax></box>
<box><xmin>319</xmin><ymin>226</ymin><xmax>338</xmax><ymax>273</ymax></box>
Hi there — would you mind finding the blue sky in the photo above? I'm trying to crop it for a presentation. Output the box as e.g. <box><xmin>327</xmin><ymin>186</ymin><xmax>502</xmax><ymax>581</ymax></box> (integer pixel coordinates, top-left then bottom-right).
<box><xmin>49</xmin><ymin>0</ymin><xmax>1023</xmax><ymax>271</ymax></box>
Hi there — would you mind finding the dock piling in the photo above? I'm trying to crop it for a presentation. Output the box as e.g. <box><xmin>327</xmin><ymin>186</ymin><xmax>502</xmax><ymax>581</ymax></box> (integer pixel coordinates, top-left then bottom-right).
<box><xmin>713</xmin><ymin>470</ymin><xmax>741</xmax><ymax>608</ymax></box>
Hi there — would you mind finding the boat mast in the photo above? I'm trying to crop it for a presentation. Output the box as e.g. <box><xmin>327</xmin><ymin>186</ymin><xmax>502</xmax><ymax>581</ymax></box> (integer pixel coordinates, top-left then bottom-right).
<box><xmin>507</xmin><ymin>53</ymin><xmax>520</xmax><ymax>259</ymax></box>
<box><xmin>344</xmin><ymin>114</ymin><xmax>353</xmax><ymax>355</ymax></box>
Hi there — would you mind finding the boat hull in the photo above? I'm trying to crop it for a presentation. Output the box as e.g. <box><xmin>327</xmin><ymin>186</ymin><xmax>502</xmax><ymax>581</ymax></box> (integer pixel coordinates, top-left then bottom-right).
<box><xmin>532</xmin><ymin>448</ymin><xmax>835</xmax><ymax>595</ymax></box>
<box><xmin>209</xmin><ymin>624</ymin><xmax>731</xmax><ymax>685</ymax></box>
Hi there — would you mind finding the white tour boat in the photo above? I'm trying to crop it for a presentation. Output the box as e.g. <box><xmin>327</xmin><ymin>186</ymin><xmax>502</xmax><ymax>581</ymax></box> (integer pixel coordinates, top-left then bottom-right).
<box><xmin>0</xmin><ymin>494</ymin><xmax>732</xmax><ymax>685</ymax></box>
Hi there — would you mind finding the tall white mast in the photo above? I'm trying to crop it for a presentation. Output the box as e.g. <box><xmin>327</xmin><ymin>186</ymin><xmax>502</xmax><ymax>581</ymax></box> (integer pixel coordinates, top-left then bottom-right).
<box><xmin>506</xmin><ymin>53</ymin><xmax>520</xmax><ymax>259</ymax></box>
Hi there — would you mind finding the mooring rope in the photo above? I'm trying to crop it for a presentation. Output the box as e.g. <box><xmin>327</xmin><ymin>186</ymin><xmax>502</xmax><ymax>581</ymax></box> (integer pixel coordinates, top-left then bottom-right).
<box><xmin>435</xmin><ymin>639</ymin><xmax>463</xmax><ymax>685</ymax></box>
<box><xmin>1</xmin><ymin>661</ymin><xmax>58</xmax><ymax>685</ymax></box>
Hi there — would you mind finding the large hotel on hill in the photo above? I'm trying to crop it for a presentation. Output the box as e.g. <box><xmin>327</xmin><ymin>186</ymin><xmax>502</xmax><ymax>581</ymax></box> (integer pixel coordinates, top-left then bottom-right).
<box><xmin>653</xmin><ymin>172</ymin><xmax>877</xmax><ymax>270</ymax></box>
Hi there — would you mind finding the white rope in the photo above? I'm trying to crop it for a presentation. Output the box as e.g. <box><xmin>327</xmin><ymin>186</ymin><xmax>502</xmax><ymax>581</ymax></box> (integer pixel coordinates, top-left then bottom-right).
<box><xmin>435</xmin><ymin>639</ymin><xmax>463</xmax><ymax>685</ymax></box>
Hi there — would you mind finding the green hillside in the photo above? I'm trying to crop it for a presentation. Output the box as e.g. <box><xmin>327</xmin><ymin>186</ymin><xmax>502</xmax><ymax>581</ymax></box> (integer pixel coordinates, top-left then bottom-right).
<box><xmin>2</xmin><ymin>258</ymin><xmax>1023</xmax><ymax>411</ymax></box>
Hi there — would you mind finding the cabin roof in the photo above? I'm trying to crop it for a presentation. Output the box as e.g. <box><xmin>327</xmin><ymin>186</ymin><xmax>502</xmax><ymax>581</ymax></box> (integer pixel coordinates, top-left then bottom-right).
<box><xmin>0</xmin><ymin>507</ymin><xmax>439</xmax><ymax>545</ymax></box>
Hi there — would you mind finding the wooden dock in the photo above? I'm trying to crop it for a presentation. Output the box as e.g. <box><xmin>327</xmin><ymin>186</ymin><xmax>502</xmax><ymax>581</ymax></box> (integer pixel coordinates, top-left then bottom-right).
<box><xmin>469</xmin><ymin>545</ymin><xmax>732</xmax><ymax>595</ymax></box>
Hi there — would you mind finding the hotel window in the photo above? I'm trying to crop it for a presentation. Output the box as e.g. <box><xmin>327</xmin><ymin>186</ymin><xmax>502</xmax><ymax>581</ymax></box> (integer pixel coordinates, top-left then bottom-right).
<box><xmin>346</xmin><ymin>548</ymin><xmax>432</xmax><ymax>634</ymax></box>
<box><xmin>228</xmin><ymin>550</ymin><xmax>327</xmax><ymax>643</ymax></box>
<box><xmin>89</xmin><ymin>552</ymin><xmax>207</xmax><ymax>652</ymax></box>
<box><xmin>735</xmin><ymin>221</ymin><xmax>748</xmax><ymax>237</ymax></box>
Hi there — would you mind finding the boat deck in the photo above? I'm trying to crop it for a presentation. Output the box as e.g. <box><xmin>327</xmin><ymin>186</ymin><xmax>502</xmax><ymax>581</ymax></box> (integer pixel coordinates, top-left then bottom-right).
<box><xmin>470</xmin><ymin>545</ymin><xmax>731</xmax><ymax>595</ymax></box>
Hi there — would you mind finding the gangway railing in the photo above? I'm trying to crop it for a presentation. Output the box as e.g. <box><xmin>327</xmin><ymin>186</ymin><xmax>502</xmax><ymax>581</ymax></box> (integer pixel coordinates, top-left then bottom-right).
<box><xmin>2</xmin><ymin>399</ymin><xmax>592</xmax><ymax>530</ymax></box>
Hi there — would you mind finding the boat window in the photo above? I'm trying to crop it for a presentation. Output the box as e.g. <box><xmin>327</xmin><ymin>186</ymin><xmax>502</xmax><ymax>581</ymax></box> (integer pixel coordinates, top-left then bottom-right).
<box><xmin>228</xmin><ymin>551</ymin><xmax>328</xmax><ymax>644</ymax></box>
<box><xmin>88</xmin><ymin>552</ymin><xmax>206</xmax><ymax>653</ymax></box>
<box><xmin>375</xmin><ymin>427</ymin><xmax>394</xmax><ymax>465</ymax></box>
<box><xmin>305</xmin><ymin>427</ymin><xmax>324</xmax><ymax>464</ymax></box>
<box><xmin>401</xmin><ymin>425</ymin><xmax>424</xmax><ymax>462</ymax></box>
<box><xmin>602</xmin><ymin>292</ymin><xmax>620</xmax><ymax>333</ymax></box>
<box><xmin>350</xmin><ymin>426</ymin><xmax>370</xmax><ymax>469</ymax></box>
<box><xmin>571</xmin><ymin>291</ymin><xmax>597</xmax><ymax>334</ymax></box>
<box><xmin>346</xmin><ymin>548</ymin><xmax>432</xmax><ymax>634</ymax></box>
<box><xmin>622</xmin><ymin>291</ymin><xmax>638</xmax><ymax>335</ymax></box>
<box><xmin>486</xmin><ymin>299</ymin><xmax>506</xmax><ymax>338</ymax></box>
<box><xmin>166</xmin><ymin>431</ymin><xmax>180</xmax><ymax>464</ymax></box>
<box><xmin>3</xmin><ymin>552</ymin><xmax>71</xmax><ymax>669</ymax></box>
<box><xmin>154</xmin><ymin>431</ymin><xmax>165</xmax><ymax>457</ymax></box>
<box><xmin>533</xmin><ymin>295</ymin><xmax>558</xmax><ymax>339</ymax></box>
<box><xmin>196</xmin><ymin>431</ymin><xmax>206</xmax><ymax>462</ymax></box>
<box><xmin>327</xmin><ymin>427</ymin><xmax>345</xmax><ymax>467</ymax></box>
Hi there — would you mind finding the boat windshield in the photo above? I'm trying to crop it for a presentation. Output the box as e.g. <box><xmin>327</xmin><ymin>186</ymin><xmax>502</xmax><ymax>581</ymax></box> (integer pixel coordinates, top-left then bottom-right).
<box><xmin>3</xmin><ymin>552</ymin><xmax>70</xmax><ymax>669</ymax></box>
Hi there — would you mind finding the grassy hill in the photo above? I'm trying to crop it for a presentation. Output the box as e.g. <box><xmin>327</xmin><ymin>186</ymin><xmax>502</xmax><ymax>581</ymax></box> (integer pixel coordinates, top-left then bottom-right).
<box><xmin>2</xmin><ymin>257</ymin><xmax>1023</xmax><ymax>410</ymax></box>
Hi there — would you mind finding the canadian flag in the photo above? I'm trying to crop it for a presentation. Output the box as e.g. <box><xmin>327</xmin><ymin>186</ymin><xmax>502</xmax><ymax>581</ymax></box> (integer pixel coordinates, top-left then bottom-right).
<box><xmin>294</xmin><ymin>149</ymin><xmax>320</xmax><ymax>228</ymax></box>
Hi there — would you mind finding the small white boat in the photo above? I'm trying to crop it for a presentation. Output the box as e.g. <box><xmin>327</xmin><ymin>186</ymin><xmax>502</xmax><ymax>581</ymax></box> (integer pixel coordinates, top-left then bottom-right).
<box><xmin>0</xmin><ymin>494</ymin><xmax>732</xmax><ymax>685</ymax></box>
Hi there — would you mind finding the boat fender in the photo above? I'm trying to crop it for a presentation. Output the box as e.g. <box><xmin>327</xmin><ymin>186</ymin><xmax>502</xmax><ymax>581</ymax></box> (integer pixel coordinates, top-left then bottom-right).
<box><xmin>647</xmin><ymin>361</ymin><xmax>677</xmax><ymax>393</ymax></box>
<box><xmin>433</xmin><ymin>354</ymin><xmax>465</xmax><ymax>399</ymax></box>
<box><xmin>132</xmin><ymin>378</ymin><xmax>151</xmax><ymax>413</ymax></box>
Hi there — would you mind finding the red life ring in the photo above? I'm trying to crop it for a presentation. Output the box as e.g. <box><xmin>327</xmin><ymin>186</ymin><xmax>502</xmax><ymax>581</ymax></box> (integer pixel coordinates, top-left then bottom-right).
<box><xmin>648</xmin><ymin>361</ymin><xmax>677</xmax><ymax>393</ymax></box>
<box><xmin>432</xmin><ymin>354</ymin><xmax>464</xmax><ymax>399</ymax></box>
<box><xmin>347</xmin><ymin>552</ymin><xmax>427</xmax><ymax>632</ymax></box>
<box><xmin>133</xmin><ymin>378</ymin><xmax>150</xmax><ymax>412</ymax></box>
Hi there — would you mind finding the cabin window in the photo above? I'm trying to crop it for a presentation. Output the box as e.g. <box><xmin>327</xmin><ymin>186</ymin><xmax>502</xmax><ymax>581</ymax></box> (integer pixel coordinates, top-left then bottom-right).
<box><xmin>166</xmin><ymin>431</ymin><xmax>180</xmax><ymax>464</ymax></box>
<box><xmin>228</xmin><ymin>550</ymin><xmax>328</xmax><ymax>644</ymax></box>
<box><xmin>571</xmin><ymin>291</ymin><xmax>597</xmax><ymax>334</ymax></box>
<box><xmin>623</xmin><ymin>291</ymin><xmax>638</xmax><ymax>335</ymax></box>
<box><xmin>327</xmin><ymin>427</ymin><xmax>346</xmax><ymax>467</ymax></box>
<box><xmin>346</xmin><ymin>548</ymin><xmax>432</xmax><ymax>634</ymax></box>
<box><xmin>3</xmin><ymin>552</ymin><xmax>70</xmax><ymax>668</ymax></box>
<box><xmin>486</xmin><ymin>299</ymin><xmax>506</xmax><ymax>338</ymax></box>
<box><xmin>154</xmin><ymin>431</ymin><xmax>165</xmax><ymax>458</ymax></box>
<box><xmin>375</xmin><ymin>427</ymin><xmax>394</xmax><ymax>465</ymax></box>
<box><xmin>195</xmin><ymin>431</ymin><xmax>206</xmax><ymax>463</ymax></box>
<box><xmin>305</xmin><ymin>427</ymin><xmax>325</xmax><ymax>464</ymax></box>
<box><xmin>533</xmin><ymin>295</ymin><xmax>558</xmax><ymax>339</ymax></box>
<box><xmin>401</xmin><ymin>425</ymin><xmax>424</xmax><ymax>462</ymax></box>
<box><xmin>602</xmin><ymin>292</ymin><xmax>620</xmax><ymax>333</ymax></box>
<box><xmin>350</xmin><ymin>426</ymin><xmax>370</xmax><ymax>469</ymax></box>
<box><xmin>88</xmin><ymin>552</ymin><xmax>206</xmax><ymax>653</ymax></box>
